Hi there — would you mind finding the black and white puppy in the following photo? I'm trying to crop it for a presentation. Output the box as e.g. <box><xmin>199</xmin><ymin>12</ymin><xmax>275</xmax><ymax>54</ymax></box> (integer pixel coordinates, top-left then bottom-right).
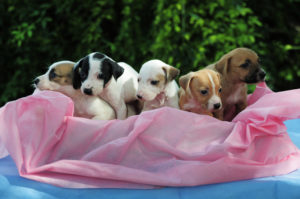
<box><xmin>73</xmin><ymin>52</ymin><xmax>139</xmax><ymax>119</ymax></box>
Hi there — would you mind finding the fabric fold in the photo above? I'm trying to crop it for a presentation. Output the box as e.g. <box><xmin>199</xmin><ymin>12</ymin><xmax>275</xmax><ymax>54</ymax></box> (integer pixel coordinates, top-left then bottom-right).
<box><xmin>0</xmin><ymin>83</ymin><xmax>300</xmax><ymax>188</ymax></box>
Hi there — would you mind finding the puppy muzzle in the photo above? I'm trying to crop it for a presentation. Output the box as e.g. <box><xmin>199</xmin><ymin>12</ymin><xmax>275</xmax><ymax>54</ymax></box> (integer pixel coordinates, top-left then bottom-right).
<box><xmin>137</xmin><ymin>94</ymin><xmax>144</xmax><ymax>100</ymax></box>
<box><xmin>213</xmin><ymin>103</ymin><xmax>221</xmax><ymax>110</ymax></box>
<box><xmin>208</xmin><ymin>95</ymin><xmax>222</xmax><ymax>112</ymax></box>
<box><xmin>136</xmin><ymin>89</ymin><xmax>157</xmax><ymax>101</ymax></box>
<box><xmin>83</xmin><ymin>88</ymin><xmax>93</xmax><ymax>95</ymax></box>
<box><xmin>245</xmin><ymin>69</ymin><xmax>266</xmax><ymax>84</ymax></box>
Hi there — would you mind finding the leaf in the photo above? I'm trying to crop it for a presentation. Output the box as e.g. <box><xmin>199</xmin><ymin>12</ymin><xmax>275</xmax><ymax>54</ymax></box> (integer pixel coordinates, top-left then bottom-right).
<box><xmin>8</xmin><ymin>6</ymin><xmax>15</xmax><ymax>12</ymax></box>
<box><xmin>284</xmin><ymin>44</ymin><xmax>293</xmax><ymax>51</ymax></box>
<box><xmin>27</xmin><ymin>30</ymin><xmax>32</xmax><ymax>37</ymax></box>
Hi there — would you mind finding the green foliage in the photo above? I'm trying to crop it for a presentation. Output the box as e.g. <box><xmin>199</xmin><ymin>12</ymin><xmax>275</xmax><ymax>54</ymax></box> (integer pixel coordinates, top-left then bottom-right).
<box><xmin>0</xmin><ymin>0</ymin><xmax>300</xmax><ymax>106</ymax></box>
<box><xmin>246</xmin><ymin>0</ymin><xmax>300</xmax><ymax>91</ymax></box>
<box><xmin>150</xmin><ymin>0</ymin><xmax>263</xmax><ymax>75</ymax></box>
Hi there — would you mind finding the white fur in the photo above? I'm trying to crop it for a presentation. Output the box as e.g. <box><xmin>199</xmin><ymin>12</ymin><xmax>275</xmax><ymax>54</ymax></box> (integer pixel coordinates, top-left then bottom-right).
<box><xmin>182</xmin><ymin>97</ymin><xmax>200</xmax><ymax>111</ymax></box>
<box><xmin>226</xmin><ymin>84</ymin><xmax>244</xmax><ymax>104</ymax></box>
<box><xmin>80</xmin><ymin>53</ymin><xmax>139</xmax><ymax>120</ymax></box>
<box><xmin>80</xmin><ymin>56</ymin><xmax>105</xmax><ymax>95</ymax></box>
<box><xmin>207</xmin><ymin>72</ymin><xmax>222</xmax><ymax>111</ymax></box>
<box><xmin>117</xmin><ymin>62</ymin><xmax>139</xmax><ymax>102</ymax></box>
<box><xmin>35</xmin><ymin>61</ymin><xmax>115</xmax><ymax>120</ymax></box>
<box><xmin>137</xmin><ymin>59</ymin><xmax>179</xmax><ymax>111</ymax></box>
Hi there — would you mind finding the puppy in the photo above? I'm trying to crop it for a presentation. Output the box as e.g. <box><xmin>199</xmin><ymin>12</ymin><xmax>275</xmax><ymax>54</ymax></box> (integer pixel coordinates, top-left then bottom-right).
<box><xmin>207</xmin><ymin>47</ymin><xmax>266</xmax><ymax>121</ymax></box>
<box><xmin>72</xmin><ymin>52</ymin><xmax>139</xmax><ymax>120</ymax></box>
<box><xmin>179</xmin><ymin>69</ymin><xmax>222</xmax><ymax>119</ymax></box>
<box><xmin>34</xmin><ymin>61</ymin><xmax>116</xmax><ymax>120</ymax></box>
<box><xmin>137</xmin><ymin>59</ymin><xmax>180</xmax><ymax>111</ymax></box>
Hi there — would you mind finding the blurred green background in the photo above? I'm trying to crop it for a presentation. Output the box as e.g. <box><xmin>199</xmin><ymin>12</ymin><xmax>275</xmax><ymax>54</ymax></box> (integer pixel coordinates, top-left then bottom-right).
<box><xmin>1</xmin><ymin>0</ymin><xmax>300</xmax><ymax>106</ymax></box>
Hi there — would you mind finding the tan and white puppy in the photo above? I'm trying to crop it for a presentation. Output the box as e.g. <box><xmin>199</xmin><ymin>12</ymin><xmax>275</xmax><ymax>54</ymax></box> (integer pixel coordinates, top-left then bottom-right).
<box><xmin>207</xmin><ymin>47</ymin><xmax>266</xmax><ymax>121</ymax></box>
<box><xmin>137</xmin><ymin>60</ymin><xmax>180</xmax><ymax>111</ymax></box>
<box><xmin>34</xmin><ymin>61</ymin><xmax>116</xmax><ymax>120</ymax></box>
<box><xmin>179</xmin><ymin>69</ymin><xmax>222</xmax><ymax>119</ymax></box>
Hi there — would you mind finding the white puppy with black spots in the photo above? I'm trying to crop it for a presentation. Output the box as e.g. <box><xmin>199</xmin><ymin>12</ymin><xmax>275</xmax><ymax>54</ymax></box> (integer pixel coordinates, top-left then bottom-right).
<box><xmin>137</xmin><ymin>59</ymin><xmax>180</xmax><ymax>111</ymax></box>
<box><xmin>34</xmin><ymin>61</ymin><xmax>116</xmax><ymax>120</ymax></box>
<box><xmin>73</xmin><ymin>52</ymin><xmax>139</xmax><ymax>120</ymax></box>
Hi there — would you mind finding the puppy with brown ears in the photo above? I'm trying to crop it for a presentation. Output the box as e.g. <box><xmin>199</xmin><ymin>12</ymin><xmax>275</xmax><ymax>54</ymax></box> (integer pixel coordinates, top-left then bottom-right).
<box><xmin>34</xmin><ymin>61</ymin><xmax>116</xmax><ymax>120</ymax></box>
<box><xmin>207</xmin><ymin>47</ymin><xmax>266</xmax><ymax>121</ymax></box>
<box><xmin>137</xmin><ymin>59</ymin><xmax>180</xmax><ymax>111</ymax></box>
<box><xmin>179</xmin><ymin>69</ymin><xmax>223</xmax><ymax>119</ymax></box>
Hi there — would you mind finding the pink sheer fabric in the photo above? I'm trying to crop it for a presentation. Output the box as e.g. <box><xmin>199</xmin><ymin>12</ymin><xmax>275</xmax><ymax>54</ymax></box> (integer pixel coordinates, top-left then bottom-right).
<box><xmin>0</xmin><ymin>82</ymin><xmax>300</xmax><ymax>188</ymax></box>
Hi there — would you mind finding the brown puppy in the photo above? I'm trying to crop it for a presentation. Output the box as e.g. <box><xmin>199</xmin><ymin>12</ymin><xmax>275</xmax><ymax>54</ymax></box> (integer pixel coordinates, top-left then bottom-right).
<box><xmin>179</xmin><ymin>69</ymin><xmax>222</xmax><ymax>119</ymax></box>
<box><xmin>207</xmin><ymin>47</ymin><xmax>266</xmax><ymax>121</ymax></box>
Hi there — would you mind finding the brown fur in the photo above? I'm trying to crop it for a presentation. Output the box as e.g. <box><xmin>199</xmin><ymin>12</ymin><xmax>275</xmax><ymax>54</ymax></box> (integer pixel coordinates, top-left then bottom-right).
<box><xmin>150</xmin><ymin>67</ymin><xmax>179</xmax><ymax>89</ymax></box>
<box><xmin>162</xmin><ymin>66</ymin><xmax>180</xmax><ymax>82</ymax></box>
<box><xmin>156</xmin><ymin>74</ymin><xmax>167</xmax><ymax>86</ymax></box>
<box><xmin>179</xmin><ymin>69</ymin><xmax>222</xmax><ymax>118</ymax></box>
<box><xmin>51</xmin><ymin>63</ymin><xmax>74</xmax><ymax>85</ymax></box>
<box><xmin>207</xmin><ymin>47</ymin><xmax>265</xmax><ymax>121</ymax></box>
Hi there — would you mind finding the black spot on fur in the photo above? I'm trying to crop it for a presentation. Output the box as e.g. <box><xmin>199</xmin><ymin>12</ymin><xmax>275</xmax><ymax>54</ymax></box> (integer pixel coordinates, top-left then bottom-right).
<box><xmin>80</xmin><ymin>57</ymin><xmax>90</xmax><ymax>81</ymax></box>
<box><xmin>72</xmin><ymin>56</ymin><xmax>90</xmax><ymax>89</ymax></box>
<box><xmin>100</xmin><ymin>58</ymin><xmax>124</xmax><ymax>87</ymax></box>
<box><xmin>93</xmin><ymin>52</ymin><xmax>105</xmax><ymax>60</ymax></box>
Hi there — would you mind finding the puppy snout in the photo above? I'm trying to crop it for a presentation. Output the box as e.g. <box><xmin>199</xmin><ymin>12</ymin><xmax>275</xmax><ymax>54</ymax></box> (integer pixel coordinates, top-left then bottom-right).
<box><xmin>214</xmin><ymin>103</ymin><xmax>221</xmax><ymax>110</ymax></box>
<box><xmin>259</xmin><ymin>70</ymin><xmax>266</xmax><ymax>80</ymax></box>
<box><xmin>33</xmin><ymin>78</ymin><xmax>40</xmax><ymax>85</ymax></box>
<box><xmin>84</xmin><ymin>88</ymin><xmax>93</xmax><ymax>95</ymax></box>
<box><xmin>137</xmin><ymin>94</ymin><xmax>143</xmax><ymax>100</ymax></box>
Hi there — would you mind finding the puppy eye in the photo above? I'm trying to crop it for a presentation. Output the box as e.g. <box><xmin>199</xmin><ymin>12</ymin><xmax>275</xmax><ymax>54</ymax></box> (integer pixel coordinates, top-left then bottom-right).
<box><xmin>80</xmin><ymin>72</ymin><xmax>87</xmax><ymax>80</ymax></box>
<box><xmin>98</xmin><ymin>74</ymin><xmax>104</xmax><ymax>79</ymax></box>
<box><xmin>151</xmin><ymin>80</ymin><xmax>159</xmax><ymax>85</ymax></box>
<box><xmin>240</xmin><ymin>62</ymin><xmax>249</xmax><ymax>69</ymax></box>
<box><xmin>137</xmin><ymin>78</ymin><xmax>141</xmax><ymax>82</ymax></box>
<box><xmin>200</xmin><ymin>90</ymin><xmax>208</xmax><ymax>95</ymax></box>
<box><xmin>219</xmin><ymin>88</ymin><xmax>222</xmax><ymax>93</ymax></box>
<box><xmin>49</xmin><ymin>69</ymin><xmax>56</xmax><ymax>79</ymax></box>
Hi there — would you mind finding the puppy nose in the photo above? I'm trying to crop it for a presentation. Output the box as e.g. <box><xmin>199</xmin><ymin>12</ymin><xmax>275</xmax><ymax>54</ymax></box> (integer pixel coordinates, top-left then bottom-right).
<box><xmin>137</xmin><ymin>94</ymin><xmax>143</xmax><ymax>100</ymax></box>
<box><xmin>259</xmin><ymin>71</ymin><xmax>266</xmax><ymax>80</ymax></box>
<box><xmin>84</xmin><ymin>88</ymin><xmax>93</xmax><ymax>95</ymax></box>
<box><xmin>214</xmin><ymin>103</ymin><xmax>221</xmax><ymax>110</ymax></box>
<box><xmin>33</xmin><ymin>78</ymin><xmax>40</xmax><ymax>85</ymax></box>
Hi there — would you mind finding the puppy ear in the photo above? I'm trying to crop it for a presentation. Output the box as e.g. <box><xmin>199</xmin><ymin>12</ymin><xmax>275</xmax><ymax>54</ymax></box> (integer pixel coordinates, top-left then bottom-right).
<box><xmin>103</xmin><ymin>59</ymin><xmax>124</xmax><ymax>80</ymax></box>
<box><xmin>216</xmin><ymin>71</ymin><xmax>221</xmax><ymax>81</ymax></box>
<box><xmin>215</xmin><ymin>56</ymin><xmax>231</xmax><ymax>76</ymax></box>
<box><xmin>111</xmin><ymin>61</ymin><xmax>124</xmax><ymax>80</ymax></box>
<box><xmin>101</xmin><ymin>59</ymin><xmax>124</xmax><ymax>87</ymax></box>
<box><xmin>162</xmin><ymin>66</ymin><xmax>180</xmax><ymax>82</ymax></box>
<box><xmin>179</xmin><ymin>72</ymin><xmax>194</xmax><ymax>91</ymax></box>
<box><xmin>72</xmin><ymin>59</ymin><xmax>83</xmax><ymax>89</ymax></box>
